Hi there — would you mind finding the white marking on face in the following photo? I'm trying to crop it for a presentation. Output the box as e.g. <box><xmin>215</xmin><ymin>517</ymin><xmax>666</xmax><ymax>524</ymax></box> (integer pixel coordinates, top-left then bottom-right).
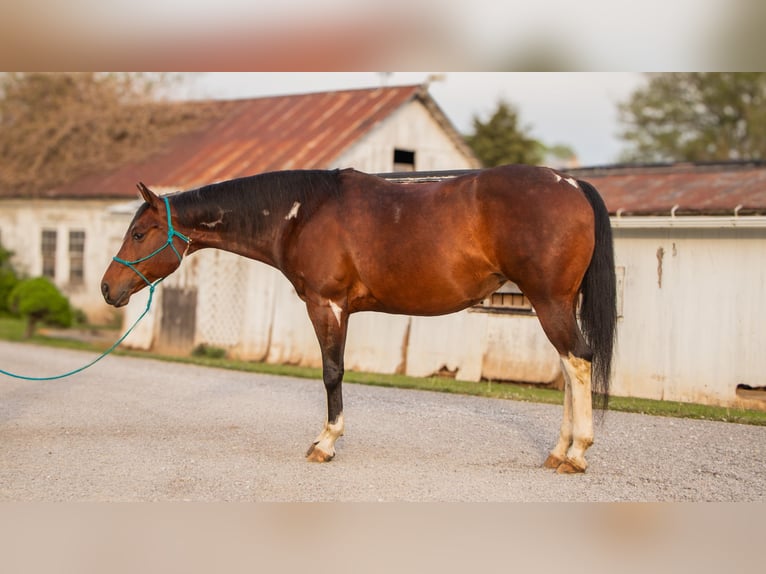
<box><xmin>329</xmin><ymin>300</ymin><xmax>343</xmax><ymax>326</ymax></box>
<box><xmin>285</xmin><ymin>201</ymin><xmax>301</xmax><ymax>220</ymax></box>
<box><xmin>553</xmin><ymin>172</ymin><xmax>563</xmax><ymax>183</ymax></box>
<box><xmin>262</xmin><ymin>209</ymin><xmax>270</xmax><ymax>216</ymax></box>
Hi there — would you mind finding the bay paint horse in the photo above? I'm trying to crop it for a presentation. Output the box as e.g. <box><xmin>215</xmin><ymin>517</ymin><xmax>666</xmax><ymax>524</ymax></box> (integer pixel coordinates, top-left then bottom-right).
<box><xmin>101</xmin><ymin>165</ymin><xmax>617</xmax><ymax>473</ymax></box>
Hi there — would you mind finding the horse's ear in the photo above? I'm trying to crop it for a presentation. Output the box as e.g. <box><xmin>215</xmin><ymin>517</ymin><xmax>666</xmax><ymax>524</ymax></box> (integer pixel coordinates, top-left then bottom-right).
<box><xmin>136</xmin><ymin>182</ymin><xmax>160</xmax><ymax>208</ymax></box>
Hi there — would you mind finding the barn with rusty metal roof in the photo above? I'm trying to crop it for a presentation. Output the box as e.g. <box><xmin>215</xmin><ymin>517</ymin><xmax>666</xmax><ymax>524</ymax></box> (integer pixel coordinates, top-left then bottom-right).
<box><xmin>0</xmin><ymin>84</ymin><xmax>479</xmax><ymax>321</ymax></box>
<box><xmin>33</xmin><ymin>84</ymin><xmax>478</xmax><ymax>199</ymax></box>
<box><xmin>1</xmin><ymin>83</ymin><xmax>765</xmax><ymax>410</ymax></box>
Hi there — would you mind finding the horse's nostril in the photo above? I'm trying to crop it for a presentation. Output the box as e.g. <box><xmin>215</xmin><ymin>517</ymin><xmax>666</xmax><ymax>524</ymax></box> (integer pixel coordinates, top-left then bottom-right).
<box><xmin>101</xmin><ymin>282</ymin><xmax>109</xmax><ymax>297</ymax></box>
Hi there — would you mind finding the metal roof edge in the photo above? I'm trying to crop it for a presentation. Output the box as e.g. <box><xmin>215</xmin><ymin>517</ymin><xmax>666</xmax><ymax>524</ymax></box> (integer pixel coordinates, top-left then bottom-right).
<box><xmin>610</xmin><ymin>215</ymin><xmax>766</xmax><ymax>229</ymax></box>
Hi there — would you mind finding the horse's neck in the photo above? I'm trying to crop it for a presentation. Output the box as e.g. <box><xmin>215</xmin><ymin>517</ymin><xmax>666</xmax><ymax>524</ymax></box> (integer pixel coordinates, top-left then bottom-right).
<box><xmin>181</xmin><ymin>193</ymin><xmax>283</xmax><ymax>268</ymax></box>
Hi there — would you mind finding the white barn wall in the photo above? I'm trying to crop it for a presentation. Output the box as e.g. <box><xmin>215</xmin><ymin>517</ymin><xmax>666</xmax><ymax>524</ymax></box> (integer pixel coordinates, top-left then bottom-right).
<box><xmin>331</xmin><ymin>100</ymin><xmax>476</xmax><ymax>172</ymax></box>
<box><xmin>344</xmin><ymin>312</ymin><xmax>411</xmax><ymax>374</ymax></box>
<box><xmin>0</xmin><ymin>199</ymin><xmax>126</xmax><ymax>323</ymax></box>
<box><xmin>611</xmin><ymin>221</ymin><xmax>766</xmax><ymax>408</ymax></box>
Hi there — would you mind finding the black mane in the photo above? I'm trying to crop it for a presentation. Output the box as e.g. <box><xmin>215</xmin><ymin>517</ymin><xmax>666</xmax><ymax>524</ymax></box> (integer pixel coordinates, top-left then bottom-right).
<box><xmin>173</xmin><ymin>169</ymin><xmax>342</xmax><ymax>239</ymax></box>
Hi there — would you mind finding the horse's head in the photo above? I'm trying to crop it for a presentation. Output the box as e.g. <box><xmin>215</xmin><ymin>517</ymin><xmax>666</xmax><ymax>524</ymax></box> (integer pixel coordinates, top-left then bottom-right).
<box><xmin>101</xmin><ymin>183</ymin><xmax>190</xmax><ymax>307</ymax></box>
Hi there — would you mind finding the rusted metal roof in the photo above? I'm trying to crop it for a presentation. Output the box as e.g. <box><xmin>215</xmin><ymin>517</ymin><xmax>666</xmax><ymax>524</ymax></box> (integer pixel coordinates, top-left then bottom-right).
<box><xmin>13</xmin><ymin>84</ymin><xmax>766</xmax><ymax>216</ymax></box>
<box><xmin>574</xmin><ymin>162</ymin><xmax>766</xmax><ymax>216</ymax></box>
<box><xmin>383</xmin><ymin>162</ymin><xmax>766</xmax><ymax>216</ymax></box>
<box><xmin>37</xmin><ymin>84</ymin><xmax>440</xmax><ymax>199</ymax></box>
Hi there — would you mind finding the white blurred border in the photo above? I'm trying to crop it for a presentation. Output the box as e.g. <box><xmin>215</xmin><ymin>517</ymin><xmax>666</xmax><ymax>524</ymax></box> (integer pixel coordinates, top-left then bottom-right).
<box><xmin>1</xmin><ymin>0</ymin><xmax>756</xmax><ymax>70</ymax></box>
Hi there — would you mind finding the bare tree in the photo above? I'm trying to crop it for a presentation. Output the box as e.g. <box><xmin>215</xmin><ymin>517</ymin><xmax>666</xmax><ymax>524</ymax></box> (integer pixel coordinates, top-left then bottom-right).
<box><xmin>0</xmin><ymin>73</ymin><xmax>219</xmax><ymax>196</ymax></box>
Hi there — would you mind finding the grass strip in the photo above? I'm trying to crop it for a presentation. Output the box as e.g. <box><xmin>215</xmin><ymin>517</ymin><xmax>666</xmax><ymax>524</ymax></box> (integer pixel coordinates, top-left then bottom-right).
<box><xmin>1</xmin><ymin>317</ymin><xmax>765</xmax><ymax>426</ymax></box>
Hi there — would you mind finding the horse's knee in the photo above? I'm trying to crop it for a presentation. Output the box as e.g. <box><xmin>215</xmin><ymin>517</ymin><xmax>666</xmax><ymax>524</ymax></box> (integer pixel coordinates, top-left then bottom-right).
<box><xmin>323</xmin><ymin>361</ymin><xmax>344</xmax><ymax>386</ymax></box>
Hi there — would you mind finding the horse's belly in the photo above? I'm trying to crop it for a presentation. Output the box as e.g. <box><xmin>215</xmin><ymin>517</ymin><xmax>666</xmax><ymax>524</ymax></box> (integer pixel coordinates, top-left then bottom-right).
<box><xmin>354</xmin><ymin>268</ymin><xmax>504</xmax><ymax>316</ymax></box>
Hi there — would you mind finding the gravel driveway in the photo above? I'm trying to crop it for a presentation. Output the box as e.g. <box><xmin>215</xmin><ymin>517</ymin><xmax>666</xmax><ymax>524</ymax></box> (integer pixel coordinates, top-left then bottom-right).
<box><xmin>1</xmin><ymin>341</ymin><xmax>764</xmax><ymax>501</ymax></box>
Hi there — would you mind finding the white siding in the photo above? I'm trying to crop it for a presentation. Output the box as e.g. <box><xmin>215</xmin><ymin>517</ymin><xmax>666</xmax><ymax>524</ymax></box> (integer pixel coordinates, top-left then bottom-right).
<box><xmin>0</xmin><ymin>199</ymin><xmax>128</xmax><ymax>323</ymax></box>
<box><xmin>611</xmin><ymin>221</ymin><xmax>766</xmax><ymax>408</ymax></box>
<box><xmin>331</xmin><ymin>100</ymin><xmax>478</xmax><ymax>173</ymax></box>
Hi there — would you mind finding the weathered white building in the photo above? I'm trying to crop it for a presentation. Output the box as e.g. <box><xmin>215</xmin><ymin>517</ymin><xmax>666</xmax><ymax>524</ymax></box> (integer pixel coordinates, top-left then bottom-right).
<box><xmin>0</xmin><ymin>85</ymin><xmax>479</xmax><ymax>323</ymax></box>
<box><xmin>2</xmin><ymin>84</ymin><xmax>765</xmax><ymax>411</ymax></box>
<box><xmin>610</xmin><ymin>215</ymin><xmax>766</xmax><ymax>407</ymax></box>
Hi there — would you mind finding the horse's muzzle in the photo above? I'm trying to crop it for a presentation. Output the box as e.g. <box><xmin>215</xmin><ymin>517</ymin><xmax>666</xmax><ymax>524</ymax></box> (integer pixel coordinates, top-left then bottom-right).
<box><xmin>101</xmin><ymin>282</ymin><xmax>130</xmax><ymax>308</ymax></box>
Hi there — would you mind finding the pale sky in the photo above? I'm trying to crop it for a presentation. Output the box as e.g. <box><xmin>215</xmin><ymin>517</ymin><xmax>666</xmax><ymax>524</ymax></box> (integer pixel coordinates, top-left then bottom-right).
<box><xmin>179</xmin><ymin>72</ymin><xmax>647</xmax><ymax>167</ymax></box>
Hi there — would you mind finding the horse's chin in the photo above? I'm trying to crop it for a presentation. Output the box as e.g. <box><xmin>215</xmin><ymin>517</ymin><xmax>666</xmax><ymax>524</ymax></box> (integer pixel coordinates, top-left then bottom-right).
<box><xmin>113</xmin><ymin>296</ymin><xmax>130</xmax><ymax>308</ymax></box>
<box><xmin>104</xmin><ymin>289</ymin><xmax>131</xmax><ymax>308</ymax></box>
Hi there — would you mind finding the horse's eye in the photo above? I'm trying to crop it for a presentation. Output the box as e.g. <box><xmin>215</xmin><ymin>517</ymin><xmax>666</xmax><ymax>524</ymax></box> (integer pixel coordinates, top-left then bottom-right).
<box><xmin>132</xmin><ymin>231</ymin><xmax>145</xmax><ymax>241</ymax></box>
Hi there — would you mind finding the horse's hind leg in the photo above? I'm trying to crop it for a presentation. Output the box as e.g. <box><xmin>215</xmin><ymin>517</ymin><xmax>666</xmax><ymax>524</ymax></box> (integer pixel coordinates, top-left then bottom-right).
<box><xmin>555</xmin><ymin>353</ymin><xmax>593</xmax><ymax>473</ymax></box>
<box><xmin>544</xmin><ymin>369</ymin><xmax>572</xmax><ymax>469</ymax></box>
<box><xmin>533</xmin><ymin>298</ymin><xmax>594</xmax><ymax>473</ymax></box>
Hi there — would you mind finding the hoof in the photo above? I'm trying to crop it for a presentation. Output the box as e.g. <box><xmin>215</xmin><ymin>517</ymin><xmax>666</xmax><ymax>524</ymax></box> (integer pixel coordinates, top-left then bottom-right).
<box><xmin>305</xmin><ymin>443</ymin><xmax>334</xmax><ymax>463</ymax></box>
<box><xmin>555</xmin><ymin>459</ymin><xmax>587</xmax><ymax>474</ymax></box>
<box><xmin>543</xmin><ymin>454</ymin><xmax>564</xmax><ymax>469</ymax></box>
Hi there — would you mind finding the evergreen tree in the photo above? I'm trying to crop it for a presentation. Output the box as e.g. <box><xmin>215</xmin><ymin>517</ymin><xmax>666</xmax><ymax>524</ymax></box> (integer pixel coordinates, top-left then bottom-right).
<box><xmin>465</xmin><ymin>99</ymin><xmax>545</xmax><ymax>167</ymax></box>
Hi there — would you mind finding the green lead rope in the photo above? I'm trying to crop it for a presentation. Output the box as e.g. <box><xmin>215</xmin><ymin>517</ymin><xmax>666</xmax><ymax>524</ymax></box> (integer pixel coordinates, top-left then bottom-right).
<box><xmin>0</xmin><ymin>283</ymin><xmax>159</xmax><ymax>381</ymax></box>
<box><xmin>0</xmin><ymin>196</ymin><xmax>189</xmax><ymax>381</ymax></box>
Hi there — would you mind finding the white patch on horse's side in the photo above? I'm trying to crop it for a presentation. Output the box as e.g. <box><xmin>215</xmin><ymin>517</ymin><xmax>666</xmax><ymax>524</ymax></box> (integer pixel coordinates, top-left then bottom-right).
<box><xmin>329</xmin><ymin>300</ymin><xmax>343</xmax><ymax>326</ymax></box>
<box><xmin>285</xmin><ymin>202</ymin><xmax>301</xmax><ymax>220</ymax></box>
<box><xmin>200</xmin><ymin>208</ymin><xmax>231</xmax><ymax>229</ymax></box>
<box><xmin>551</xmin><ymin>170</ymin><xmax>579</xmax><ymax>189</ymax></box>
<box><xmin>564</xmin><ymin>177</ymin><xmax>579</xmax><ymax>188</ymax></box>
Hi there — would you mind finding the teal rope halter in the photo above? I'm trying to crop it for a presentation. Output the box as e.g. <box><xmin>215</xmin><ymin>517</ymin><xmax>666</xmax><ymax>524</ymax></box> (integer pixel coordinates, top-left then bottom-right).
<box><xmin>0</xmin><ymin>196</ymin><xmax>190</xmax><ymax>381</ymax></box>
<box><xmin>112</xmin><ymin>196</ymin><xmax>190</xmax><ymax>287</ymax></box>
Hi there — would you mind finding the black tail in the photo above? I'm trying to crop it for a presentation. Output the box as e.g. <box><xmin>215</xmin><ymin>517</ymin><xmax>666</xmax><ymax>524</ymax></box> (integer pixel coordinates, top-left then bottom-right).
<box><xmin>577</xmin><ymin>179</ymin><xmax>617</xmax><ymax>411</ymax></box>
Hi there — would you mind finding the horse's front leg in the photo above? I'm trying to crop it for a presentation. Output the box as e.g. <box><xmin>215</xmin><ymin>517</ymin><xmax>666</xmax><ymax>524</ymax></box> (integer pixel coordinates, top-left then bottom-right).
<box><xmin>305</xmin><ymin>299</ymin><xmax>348</xmax><ymax>462</ymax></box>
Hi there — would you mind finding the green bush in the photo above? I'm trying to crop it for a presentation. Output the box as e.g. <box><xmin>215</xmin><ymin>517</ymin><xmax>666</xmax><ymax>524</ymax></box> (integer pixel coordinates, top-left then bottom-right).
<box><xmin>7</xmin><ymin>277</ymin><xmax>72</xmax><ymax>337</ymax></box>
<box><xmin>0</xmin><ymin>243</ymin><xmax>19</xmax><ymax>315</ymax></box>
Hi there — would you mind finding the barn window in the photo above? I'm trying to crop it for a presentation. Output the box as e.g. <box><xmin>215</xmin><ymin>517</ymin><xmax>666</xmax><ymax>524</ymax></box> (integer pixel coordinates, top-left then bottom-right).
<box><xmin>393</xmin><ymin>148</ymin><xmax>416</xmax><ymax>171</ymax></box>
<box><xmin>69</xmin><ymin>230</ymin><xmax>85</xmax><ymax>285</ymax></box>
<box><xmin>472</xmin><ymin>282</ymin><xmax>535</xmax><ymax>315</ymax></box>
<box><xmin>41</xmin><ymin>229</ymin><xmax>57</xmax><ymax>279</ymax></box>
